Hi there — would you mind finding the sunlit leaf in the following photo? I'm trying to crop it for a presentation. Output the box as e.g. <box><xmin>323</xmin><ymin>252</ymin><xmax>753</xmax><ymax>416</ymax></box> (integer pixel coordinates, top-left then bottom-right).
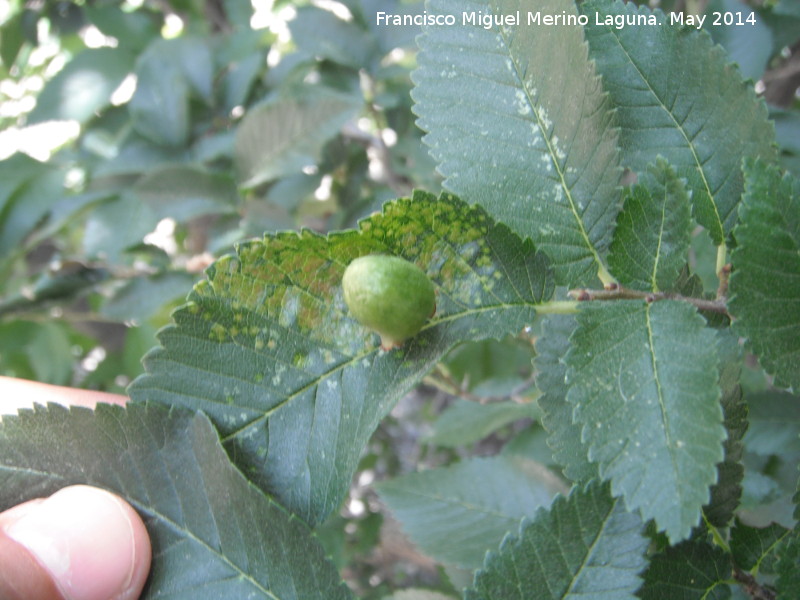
<box><xmin>129</xmin><ymin>37</ymin><xmax>213</xmax><ymax>147</ymax></box>
<box><xmin>289</xmin><ymin>6</ymin><xmax>378</xmax><ymax>69</ymax></box>
<box><xmin>28</xmin><ymin>48</ymin><xmax>134</xmax><ymax>124</ymax></box>
<box><xmin>235</xmin><ymin>86</ymin><xmax>361</xmax><ymax>189</ymax></box>
<box><xmin>414</xmin><ymin>0</ymin><xmax>621</xmax><ymax>286</ymax></box>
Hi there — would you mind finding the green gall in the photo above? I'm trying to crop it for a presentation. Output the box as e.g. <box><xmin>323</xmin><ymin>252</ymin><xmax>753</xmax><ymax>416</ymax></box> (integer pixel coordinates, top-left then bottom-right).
<box><xmin>342</xmin><ymin>254</ymin><xmax>436</xmax><ymax>350</ymax></box>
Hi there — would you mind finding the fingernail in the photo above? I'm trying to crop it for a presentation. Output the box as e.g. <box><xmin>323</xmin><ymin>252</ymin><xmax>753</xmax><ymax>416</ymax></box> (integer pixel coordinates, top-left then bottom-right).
<box><xmin>1</xmin><ymin>485</ymin><xmax>137</xmax><ymax>600</ymax></box>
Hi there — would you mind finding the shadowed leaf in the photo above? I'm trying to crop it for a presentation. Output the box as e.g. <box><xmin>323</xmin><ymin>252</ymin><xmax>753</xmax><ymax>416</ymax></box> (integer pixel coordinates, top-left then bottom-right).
<box><xmin>582</xmin><ymin>0</ymin><xmax>776</xmax><ymax>244</ymax></box>
<box><xmin>465</xmin><ymin>481</ymin><xmax>647</xmax><ymax>600</ymax></box>
<box><xmin>377</xmin><ymin>455</ymin><xmax>565</xmax><ymax>569</ymax></box>
<box><xmin>639</xmin><ymin>540</ymin><xmax>731</xmax><ymax>600</ymax></box>
<box><xmin>608</xmin><ymin>159</ymin><xmax>691</xmax><ymax>292</ymax></box>
<box><xmin>0</xmin><ymin>403</ymin><xmax>354</xmax><ymax>600</ymax></box>
<box><xmin>730</xmin><ymin>159</ymin><xmax>800</xmax><ymax>390</ymax></box>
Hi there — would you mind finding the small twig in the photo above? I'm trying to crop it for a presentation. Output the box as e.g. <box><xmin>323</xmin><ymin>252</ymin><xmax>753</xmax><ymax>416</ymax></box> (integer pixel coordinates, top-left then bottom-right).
<box><xmin>424</xmin><ymin>365</ymin><xmax>538</xmax><ymax>405</ymax></box>
<box><xmin>357</xmin><ymin>71</ymin><xmax>415</xmax><ymax>196</ymax></box>
<box><xmin>568</xmin><ymin>284</ymin><xmax>730</xmax><ymax>315</ymax></box>
<box><xmin>733</xmin><ymin>568</ymin><xmax>776</xmax><ymax>600</ymax></box>
<box><xmin>204</xmin><ymin>0</ymin><xmax>232</xmax><ymax>33</ymax></box>
<box><xmin>341</xmin><ymin>123</ymin><xmax>413</xmax><ymax>197</ymax></box>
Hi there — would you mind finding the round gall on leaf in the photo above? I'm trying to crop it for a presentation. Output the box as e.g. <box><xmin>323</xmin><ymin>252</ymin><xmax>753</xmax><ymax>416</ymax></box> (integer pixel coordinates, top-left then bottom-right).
<box><xmin>342</xmin><ymin>255</ymin><xmax>435</xmax><ymax>350</ymax></box>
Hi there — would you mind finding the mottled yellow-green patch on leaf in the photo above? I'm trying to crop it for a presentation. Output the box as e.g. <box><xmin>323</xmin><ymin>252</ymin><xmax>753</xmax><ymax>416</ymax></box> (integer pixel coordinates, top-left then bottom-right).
<box><xmin>131</xmin><ymin>191</ymin><xmax>554</xmax><ymax>526</ymax></box>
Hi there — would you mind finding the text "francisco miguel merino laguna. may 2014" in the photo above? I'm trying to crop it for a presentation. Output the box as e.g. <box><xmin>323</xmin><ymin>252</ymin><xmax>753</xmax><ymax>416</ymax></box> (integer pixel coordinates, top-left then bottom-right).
<box><xmin>375</xmin><ymin>10</ymin><xmax>725</xmax><ymax>30</ymax></box>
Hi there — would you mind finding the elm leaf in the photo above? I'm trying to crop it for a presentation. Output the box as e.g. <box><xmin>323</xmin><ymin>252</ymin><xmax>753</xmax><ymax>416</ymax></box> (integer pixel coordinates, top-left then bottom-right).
<box><xmin>376</xmin><ymin>455</ymin><xmax>565</xmax><ymax>569</ymax></box>
<box><xmin>608</xmin><ymin>159</ymin><xmax>691</xmax><ymax>292</ymax></box>
<box><xmin>639</xmin><ymin>540</ymin><xmax>732</xmax><ymax>600</ymax></box>
<box><xmin>704</xmin><ymin>329</ymin><xmax>747</xmax><ymax>528</ymax></box>
<box><xmin>729</xmin><ymin>159</ymin><xmax>800</xmax><ymax>391</ymax></box>
<box><xmin>425</xmin><ymin>399</ymin><xmax>540</xmax><ymax>448</ymax></box>
<box><xmin>465</xmin><ymin>481</ymin><xmax>647</xmax><ymax>600</ymax></box>
<box><xmin>414</xmin><ymin>0</ymin><xmax>621</xmax><ymax>286</ymax></box>
<box><xmin>776</xmin><ymin>529</ymin><xmax>800</xmax><ymax>599</ymax></box>
<box><xmin>536</xmin><ymin>313</ymin><xmax>598</xmax><ymax>484</ymax></box>
<box><xmin>129</xmin><ymin>191</ymin><xmax>555</xmax><ymax>526</ymax></box>
<box><xmin>566</xmin><ymin>301</ymin><xmax>724</xmax><ymax>542</ymax></box>
<box><xmin>0</xmin><ymin>403</ymin><xmax>354</xmax><ymax>600</ymax></box>
<box><xmin>730</xmin><ymin>519</ymin><xmax>792</xmax><ymax>574</ymax></box>
<box><xmin>582</xmin><ymin>0</ymin><xmax>776</xmax><ymax>244</ymax></box>
<box><xmin>235</xmin><ymin>86</ymin><xmax>361</xmax><ymax>189</ymax></box>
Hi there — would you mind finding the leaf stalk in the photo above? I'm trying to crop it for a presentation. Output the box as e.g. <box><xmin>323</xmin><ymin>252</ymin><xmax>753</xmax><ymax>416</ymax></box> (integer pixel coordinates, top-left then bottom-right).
<box><xmin>703</xmin><ymin>513</ymin><xmax>731</xmax><ymax>553</ymax></box>
<box><xmin>596</xmin><ymin>263</ymin><xmax>618</xmax><ymax>288</ymax></box>
<box><xmin>716</xmin><ymin>243</ymin><xmax>728</xmax><ymax>276</ymax></box>
<box><xmin>535</xmin><ymin>300</ymin><xmax>581</xmax><ymax>315</ymax></box>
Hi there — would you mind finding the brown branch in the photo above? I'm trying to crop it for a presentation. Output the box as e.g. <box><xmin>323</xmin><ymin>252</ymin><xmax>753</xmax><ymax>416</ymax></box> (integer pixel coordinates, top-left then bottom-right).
<box><xmin>341</xmin><ymin>124</ymin><xmax>413</xmax><ymax>197</ymax></box>
<box><xmin>733</xmin><ymin>568</ymin><xmax>776</xmax><ymax>600</ymax></box>
<box><xmin>425</xmin><ymin>367</ymin><xmax>538</xmax><ymax>405</ymax></box>
<box><xmin>762</xmin><ymin>41</ymin><xmax>800</xmax><ymax>107</ymax></box>
<box><xmin>357</xmin><ymin>72</ymin><xmax>415</xmax><ymax>197</ymax></box>
<box><xmin>204</xmin><ymin>0</ymin><xmax>232</xmax><ymax>33</ymax></box>
<box><xmin>567</xmin><ymin>284</ymin><xmax>730</xmax><ymax>315</ymax></box>
<box><xmin>716</xmin><ymin>263</ymin><xmax>731</xmax><ymax>302</ymax></box>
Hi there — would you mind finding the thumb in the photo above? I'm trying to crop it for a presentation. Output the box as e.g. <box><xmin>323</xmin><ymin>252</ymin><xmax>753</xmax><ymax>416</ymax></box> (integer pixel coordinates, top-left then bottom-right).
<box><xmin>0</xmin><ymin>485</ymin><xmax>151</xmax><ymax>600</ymax></box>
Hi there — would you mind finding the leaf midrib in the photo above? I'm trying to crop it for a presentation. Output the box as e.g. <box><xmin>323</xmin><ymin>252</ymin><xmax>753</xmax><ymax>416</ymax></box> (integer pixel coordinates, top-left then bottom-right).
<box><xmin>0</xmin><ymin>437</ymin><xmax>282</xmax><ymax>599</ymax></box>
<box><xmin>753</xmin><ymin>528</ymin><xmax>793</xmax><ymax>573</ymax></box>
<box><xmin>1</xmin><ymin>478</ymin><xmax>283</xmax><ymax>599</ymax></box>
<box><xmin>651</xmin><ymin>187</ymin><xmax>667</xmax><ymax>292</ymax></box>
<box><xmin>644</xmin><ymin>304</ymin><xmax>679</xmax><ymax>485</ymax></box>
<box><xmin>560</xmin><ymin>496</ymin><xmax>621</xmax><ymax>598</ymax></box>
<box><xmin>218</xmin><ymin>300</ymin><xmax>539</xmax><ymax>443</ymax></box>
<box><xmin>129</xmin><ymin>496</ymin><xmax>282</xmax><ymax>599</ymax></box>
